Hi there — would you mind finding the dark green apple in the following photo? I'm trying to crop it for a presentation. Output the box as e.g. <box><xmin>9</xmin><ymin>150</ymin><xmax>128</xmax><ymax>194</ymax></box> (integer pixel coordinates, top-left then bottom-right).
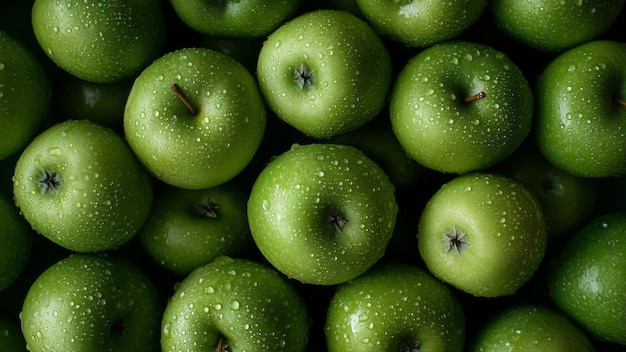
<box><xmin>470</xmin><ymin>305</ymin><xmax>596</xmax><ymax>351</ymax></box>
<box><xmin>0</xmin><ymin>312</ymin><xmax>26</xmax><ymax>351</ymax></box>
<box><xmin>31</xmin><ymin>0</ymin><xmax>166</xmax><ymax>83</ymax></box>
<box><xmin>495</xmin><ymin>144</ymin><xmax>597</xmax><ymax>241</ymax></box>
<box><xmin>160</xmin><ymin>256</ymin><xmax>310</xmax><ymax>352</ymax></box>
<box><xmin>418</xmin><ymin>172</ymin><xmax>547</xmax><ymax>297</ymax></box>
<box><xmin>0</xmin><ymin>191</ymin><xmax>32</xmax><ymax>292</ymax></box>
<box><xmin>138</xmin><ymin>182</ymin><xmax>253</xmax><ymax>276</ymax></box>
<box><xmin>489</xmin><ymin>0</ymin><xmax>625</xmax><ymax>51</ymax></box>
<box><xmin>12</xmin><ymin>119</ymin><xmax>153</xmax><ymax>253</ymax></box>
<box><xmin>124</xmin><ymin>47</ymin><xmax>266</xmax><ymax>190</ymax></box>
<box><xmin>247</xmin><ymin>143</ymin><xmax>398</xmax><ymax>285</ymax></box>
<box><xmin>535</xmin><ymin>40</ymin><xmax>626</xmax><ymax>178</ymax></box>
<box><xmin>256</xmin><ymin>9</ymin><xmax>393</xmax><ymax>139</ymax></box>
<box><xmin>548</xmin><ymin>212</ymin><xmax>626</xmax><ymax>345</ymax></box>
<box><xmin>20</xmin><ymin>253</ymin><xmax>162</xmax><ymax>352</ymax></box>
<box><xmin>390</xmin><ymin>41</ymin><xmax>533</xmax><ymax>174</ymax></box>
<box><xmin>325</xmin><ymin>262</ymin><xmax>466</xmax><ymax>352</ymax></box>
<box><xmin>0</xmin><ymin>30</ymin><xmax>51</xmax><ymax>160</ymax></box>
<box><xmin>169</xmin><ymin>0</ymin><xmax>302</xmax><ymax>39</ymax></box>
<box><xmin>356</xmin><ymin>0</ymin><xmax>486</xmax><ymax>47</ymax></box>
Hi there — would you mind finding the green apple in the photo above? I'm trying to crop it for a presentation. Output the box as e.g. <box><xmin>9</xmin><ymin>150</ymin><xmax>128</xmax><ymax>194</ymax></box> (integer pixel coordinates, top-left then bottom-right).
<box><xmin>489</xmin><ymin>0</ymin><xmax>625</xmax><ymax>51</ymax></box>
<box><xmin>0</xmin><ymin>190</ymin><xmax>32</xmax><ymax>292</ymax></box>
<box><xmin>0</xmin><ymin>30</ymin><xmax>51</xmax><ymax>160</ymax></box>
<box><xmin>535</xmin><ymin>40</ymin><xmax>626</xmax><ymax>178</ymax></box>
<box><xmin>356</xmin><ymin>0</ymin><xmax>486</xmax><ymax>47</ymax></box>
<box><xmin>53</xmin><ymin>72</ymin><xmax>133</xmax><ymax>130</ymax></box>
<box><xmin>325</xmin><ymin>262</ymin><xmax>466</xmax><ymax>352</ymax></box>
<box><xmin>470</xmin><ymin>305</ymin><xmax>596</xmax><ymax>351</ymax></box>
<box><xmin>247</xmin><ymin>143</ymin><xmax>398</xmax><ymax>285</ymax></box>
<box><xmin>124</xmin><ymin>47</ymin><xmax>266</xmax><ymax>190</ymax></box>
<box><xmin>31</xmin><ymin>0</ymin><xmax>166</xmax><ymax>83</ymax></box>
<box><xmin>390</xmin><ymin>41</ymin><xmax>534</xmax><ymax>174</ymax></box>
<box><xmin>418</xmin><ymin>172</ymin><xmax>547</xmax><ymax>297</ymax></box>
<box><xmin>495</xmin><ymin>144</ymin><xmax>597</xmax><ymax>241</ymax></box>
<box><xmin>160</xmin><ymin>256</ymin><xmax>310</xmax><ymax>352</ymax></box>
<box><xmin>0</xmin><ymin>312</ymin><xmax>26</xmax><ymax>351</ymax></box>
<box><xmin>548</xmin><ymin>212</ymin><xmax>626</xmax><ymax>345</ymax></box>
<box><xmin>20</xmin><ymin>253</ymin><xmax>162</xmax><ymax>352</ymax></box>
<box><xmin>256</xmin><ymin>9</ymin><xmax>393</xmax><ymax>139</ymax></box>
<box><xmin>12</xmin><ymin>119</ymin><xmax>153</xmax><ymax>253</ymax></box>
<box><xmin>138</xmin><ymin>182</ymin><xmax>254</xmax><ymax>276</ymax></box>
<box><xmin>169</xmin><ymin>0</ymin><xmax>302</xmax><ymax>39</ymax></box>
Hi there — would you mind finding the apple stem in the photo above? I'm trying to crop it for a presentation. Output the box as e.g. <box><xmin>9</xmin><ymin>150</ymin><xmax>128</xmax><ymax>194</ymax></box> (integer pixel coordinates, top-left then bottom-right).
<box><xmin>463</xmin><ymin>91</ymin><xmax>486</xmax><ymax>103</ymax></box>
<box><xmin>216</xmin><ymin>336</ymin><xmax>229</xmax><ymax>352</ymax></box>
<box><xmin>171</xmin><ymin>83</ymin><xmax>198</xmax><ymax>115</ymax></box>
<box><xmin>616</xmin><ymin>97</ymin><xmax>626</xmax><ymax>108</ymax></box>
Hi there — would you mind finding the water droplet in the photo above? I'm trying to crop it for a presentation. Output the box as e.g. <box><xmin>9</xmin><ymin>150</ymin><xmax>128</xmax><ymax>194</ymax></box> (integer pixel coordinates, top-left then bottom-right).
<box><xmin>230</xmin><ymin>301</ymin><xmax>240</xmax><ymax>310</ymax></box>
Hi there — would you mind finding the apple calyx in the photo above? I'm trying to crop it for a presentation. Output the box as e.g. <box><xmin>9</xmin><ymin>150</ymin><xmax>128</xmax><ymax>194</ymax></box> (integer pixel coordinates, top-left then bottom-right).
<box><xmin>463</xmin><ymin>91</ymin><xmax>486</xmax><ymax>104</ymax></box>
<box><xmin>401</xmin><ymin>338</ymin><xmax>421</xmax><ymax>352</ymax></box>
<box><xmin>215</xmin><ymin>336</ymin><xmax>230</xmax><ymax>352</ymax></box>
<box><xmin>445</xmin><ymin>226</ymin><xmax>468</xmax><ymax>255</ymax></box>
<box><xmin>293</xmin><ymin>63</ymin><xmax>316</xmax><ymax>90</ymax></box>
<box><xmin>37</xmin><ymin>169</ymin><xmax>62</xmax><ymax>194</ymax></box>
<box><xmin>195</xmin><ymin>197</ymin><xmax>219</xmax><ymax>219</ymax></box>
<box><xmin>109</xmin><ymin>319</ymin><xmax>128</xmax><ymax>339</ymax></box>
<box><xmin>327</xmin><ymin>206</ymin><xmax>347</xmax><ymax>233</ymax></box>
<box><xmin>171</xmin><ymin>83</ymin><xmax>198</xmax><ymax>115</ymax></box>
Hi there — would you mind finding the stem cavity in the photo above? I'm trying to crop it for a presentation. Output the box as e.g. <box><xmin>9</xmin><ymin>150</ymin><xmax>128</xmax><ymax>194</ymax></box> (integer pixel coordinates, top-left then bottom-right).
<box><xmin>37</xmin><ymin>169</ymin><xmax>62</xmax><ymax>194</ymax></box>
<box><xmin>171</xmin><ymin>83</ymin><xmax>198</xmax><ymax>115</ymax></box>
<box><xmin>445</xmin><ymin>226</ymin><xmax>468</xmax><ymax>255</ymax></box>
<box><xmin>463</xmin><ymin>91</ymin><xmax>486</xmax><ymax>103</ymax></box>
<box><xmin>293</xmin><ymin>63</ymin><xmax>316</xmax><ymax>90</ymax></box>
<box><xmin>328</xmin><ymin>207</ymin><xmax>347</xmax><ymax>233</ymax></box>
<box><xmin>402</xmin><ymin>338</ymin><xmax>421</xmax><ymax>352</ymax></box>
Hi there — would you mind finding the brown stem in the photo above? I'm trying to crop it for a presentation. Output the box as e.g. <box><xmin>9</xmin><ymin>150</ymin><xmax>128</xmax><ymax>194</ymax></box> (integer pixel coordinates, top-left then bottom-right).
<box><xmin>463</xmin><ymin>91</ymin><xmax>486</xmax><ymax>103</ymax></box>
<box><xmin>216</xmin><ymin>336</ymin><xmax>227</xmax><ymax>352</ymax></box>
<box><xmin>171</xmin><ymin>83</ymin><xmax>198</xmax><ymax>115</ymax></box>
<box><xmin>616</xmin><ymin>96</ymin><xmax>626</xmax><ymax>108</ymax></box>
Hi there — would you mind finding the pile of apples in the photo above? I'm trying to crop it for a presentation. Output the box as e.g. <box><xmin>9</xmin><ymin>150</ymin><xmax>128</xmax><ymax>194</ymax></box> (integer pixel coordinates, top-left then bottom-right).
<box><xmin>1</xmin><ymin>0</ymin><xmax>626</xmax><ymax>351</ymax></box>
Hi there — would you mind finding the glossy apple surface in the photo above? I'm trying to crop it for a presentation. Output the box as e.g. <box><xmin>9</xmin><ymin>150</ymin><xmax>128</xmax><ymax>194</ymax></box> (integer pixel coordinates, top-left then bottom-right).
<box><xmin>490</xmin><ymin>0</ymin><xmax>625</xmax><ymax>51</ymax></box>
<box><xmin>247</xmin><ymin>143</ymin><xmax>398</xmax><ymax>285</ymax></box>
<box><xmin>325</xmin><ymin>262</ymin><xmax>466</xmax><ymax>352</ymax></box>
<box><xmin>124</xmin><ymin>47</ymin><xmax>266</xmax><ymax>190</ymax></box>
<box><xmin>138</xmin><ymin>182</ymin><xmax>253</xmax><ymax>276</ymax></box>
<box><xmin>0</xmin><ymin>191</ymin><xmax>32</xmax><ymax>292</ymax></box>
<box><xmin>0</xmin><ymin>30</ymin><xmax>51</xmax><ymax>160</ymax></box>
<box><xmin>549</xmin><ymin>212</ymin><xmax>626</xmax><ymax>345</ymax></box>
<box><xmin>390</xmin><ymin>41</ymin><xmax>533</xmax><ymax>174</ymax></box>
<box><xmin>160</xmin><ymin>256</ymin><xmax>310</xmax><ymax>352</ymax></box>
<box><xmin>21</xmin><ymin>253</ymin><xmax>162</xmax><ymax>352</ymax></box>
<box><xmin>13</xmin><ymin>119</ymin><xmax>153</xmax><ymax>253</ymax></box>
<box><xmin>31</xmin><ymin>0</ymin><xmax>166</xmax><ymax>83</ymax></box>
<box><xmin>470</xmin><ymin>305</ymin><xmax>596</xmax><ymax>351</ymax></box>
<box><xmin>418</xmin><ymin>173</ymin><xmax>547</xmax><ymax>297</ymax></box>
<box><xmin>535</xmin><ymin>40</ymin><xmax>626</xmax><ymax>178</ymax></box>
<box><xmin>356</xmin><ymin>0</ymin><xmax>486</xmax><ymax>47</ymax></box>
<box><xmin>257</xmin><ymin>9</ymin><xmax>392</xmax><ymax>139</ymax></box>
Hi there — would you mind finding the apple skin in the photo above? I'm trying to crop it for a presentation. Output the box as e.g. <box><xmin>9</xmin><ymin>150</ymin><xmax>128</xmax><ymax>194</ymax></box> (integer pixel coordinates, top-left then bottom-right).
<box><xmin>356</xmin><ymin>0</ymin><xmax>486</xmax><ymax>47</ymax></box>
<box><xmin>20</xmin><ymin>253</ymin><xmax>162</xmax><ymax>352</ymax></box>
<box><xmin>31</xmin><ymin>0</ymin><xmax>166</xmax><ymax>83</ymax></box>
<box><xmin>256</xmin><ymin>9</ymin><xmax>393</xmax><ymax>139</ymax></box>
<box><xmin>0</xmin><ymin>190</ymin><xmax>32</xmax><ymax>292</ymax></box>
<box><xmin>470</xmin><ymin>305</ymin><xmax>596</xmax><ymax>352</ymax></box>
<box><xmin>169</xmin><ymin>0</ymin><xmax>302</xmax><ymax>39</ymax></box>
<box><xmin>0</xmin><ymin>312</ymin><xmax>27</xmax><ymax>351</ymax></box>
<box><xmin>160</xmin><ymin>256</ymin><xmax>310</xmax><ymax>352</ymax></box>
<box><xmin>548</xmin><ymin>212</ymin><xmax>626</xmax><ymax>345</ymax></box>
<box><xmin>390</xmin><ymin>41</ymin><xmax>533</xmax><ymax>174</ymax></box>
<box><xmin>325</xmin><ymin>262</ymin><xmax>466</xmax><ymax>352</ymax></box>
<box><xmin>138</xmin><ymin>182</ymin><xmax>254</xmax><ymax>276</ymax></box>
<box><xmin>489</xmin><ymin>0</ymin><xmax>625</xmax><ymax>52</ymax></box>
<box><xmin>535</xmin><ymin>40</ymin><xmax>626</xmax><ymax>178</ymax></box>
<box><xmin>12</xmin><ymin>119</ymin><xmax>153</xmax><ymax>253</ymax></box>
<box><xmin>124</xmin><ymin>47</ymin><xmax>266</xmax><ymax>190</ymax></box>
<box><xmin>247</xmin><ymin>143</ymin><xmax>398</xmax><ymax>285</ymax></box>
<box><xmin>0</xmin><ymin>30</ymin><xmax>51</xmax><ymax>160</ymax></box>
<box><xmin>418</xmin><ymin>172</ymin><xmax>547</xmax><ymax>298</ymax></box>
